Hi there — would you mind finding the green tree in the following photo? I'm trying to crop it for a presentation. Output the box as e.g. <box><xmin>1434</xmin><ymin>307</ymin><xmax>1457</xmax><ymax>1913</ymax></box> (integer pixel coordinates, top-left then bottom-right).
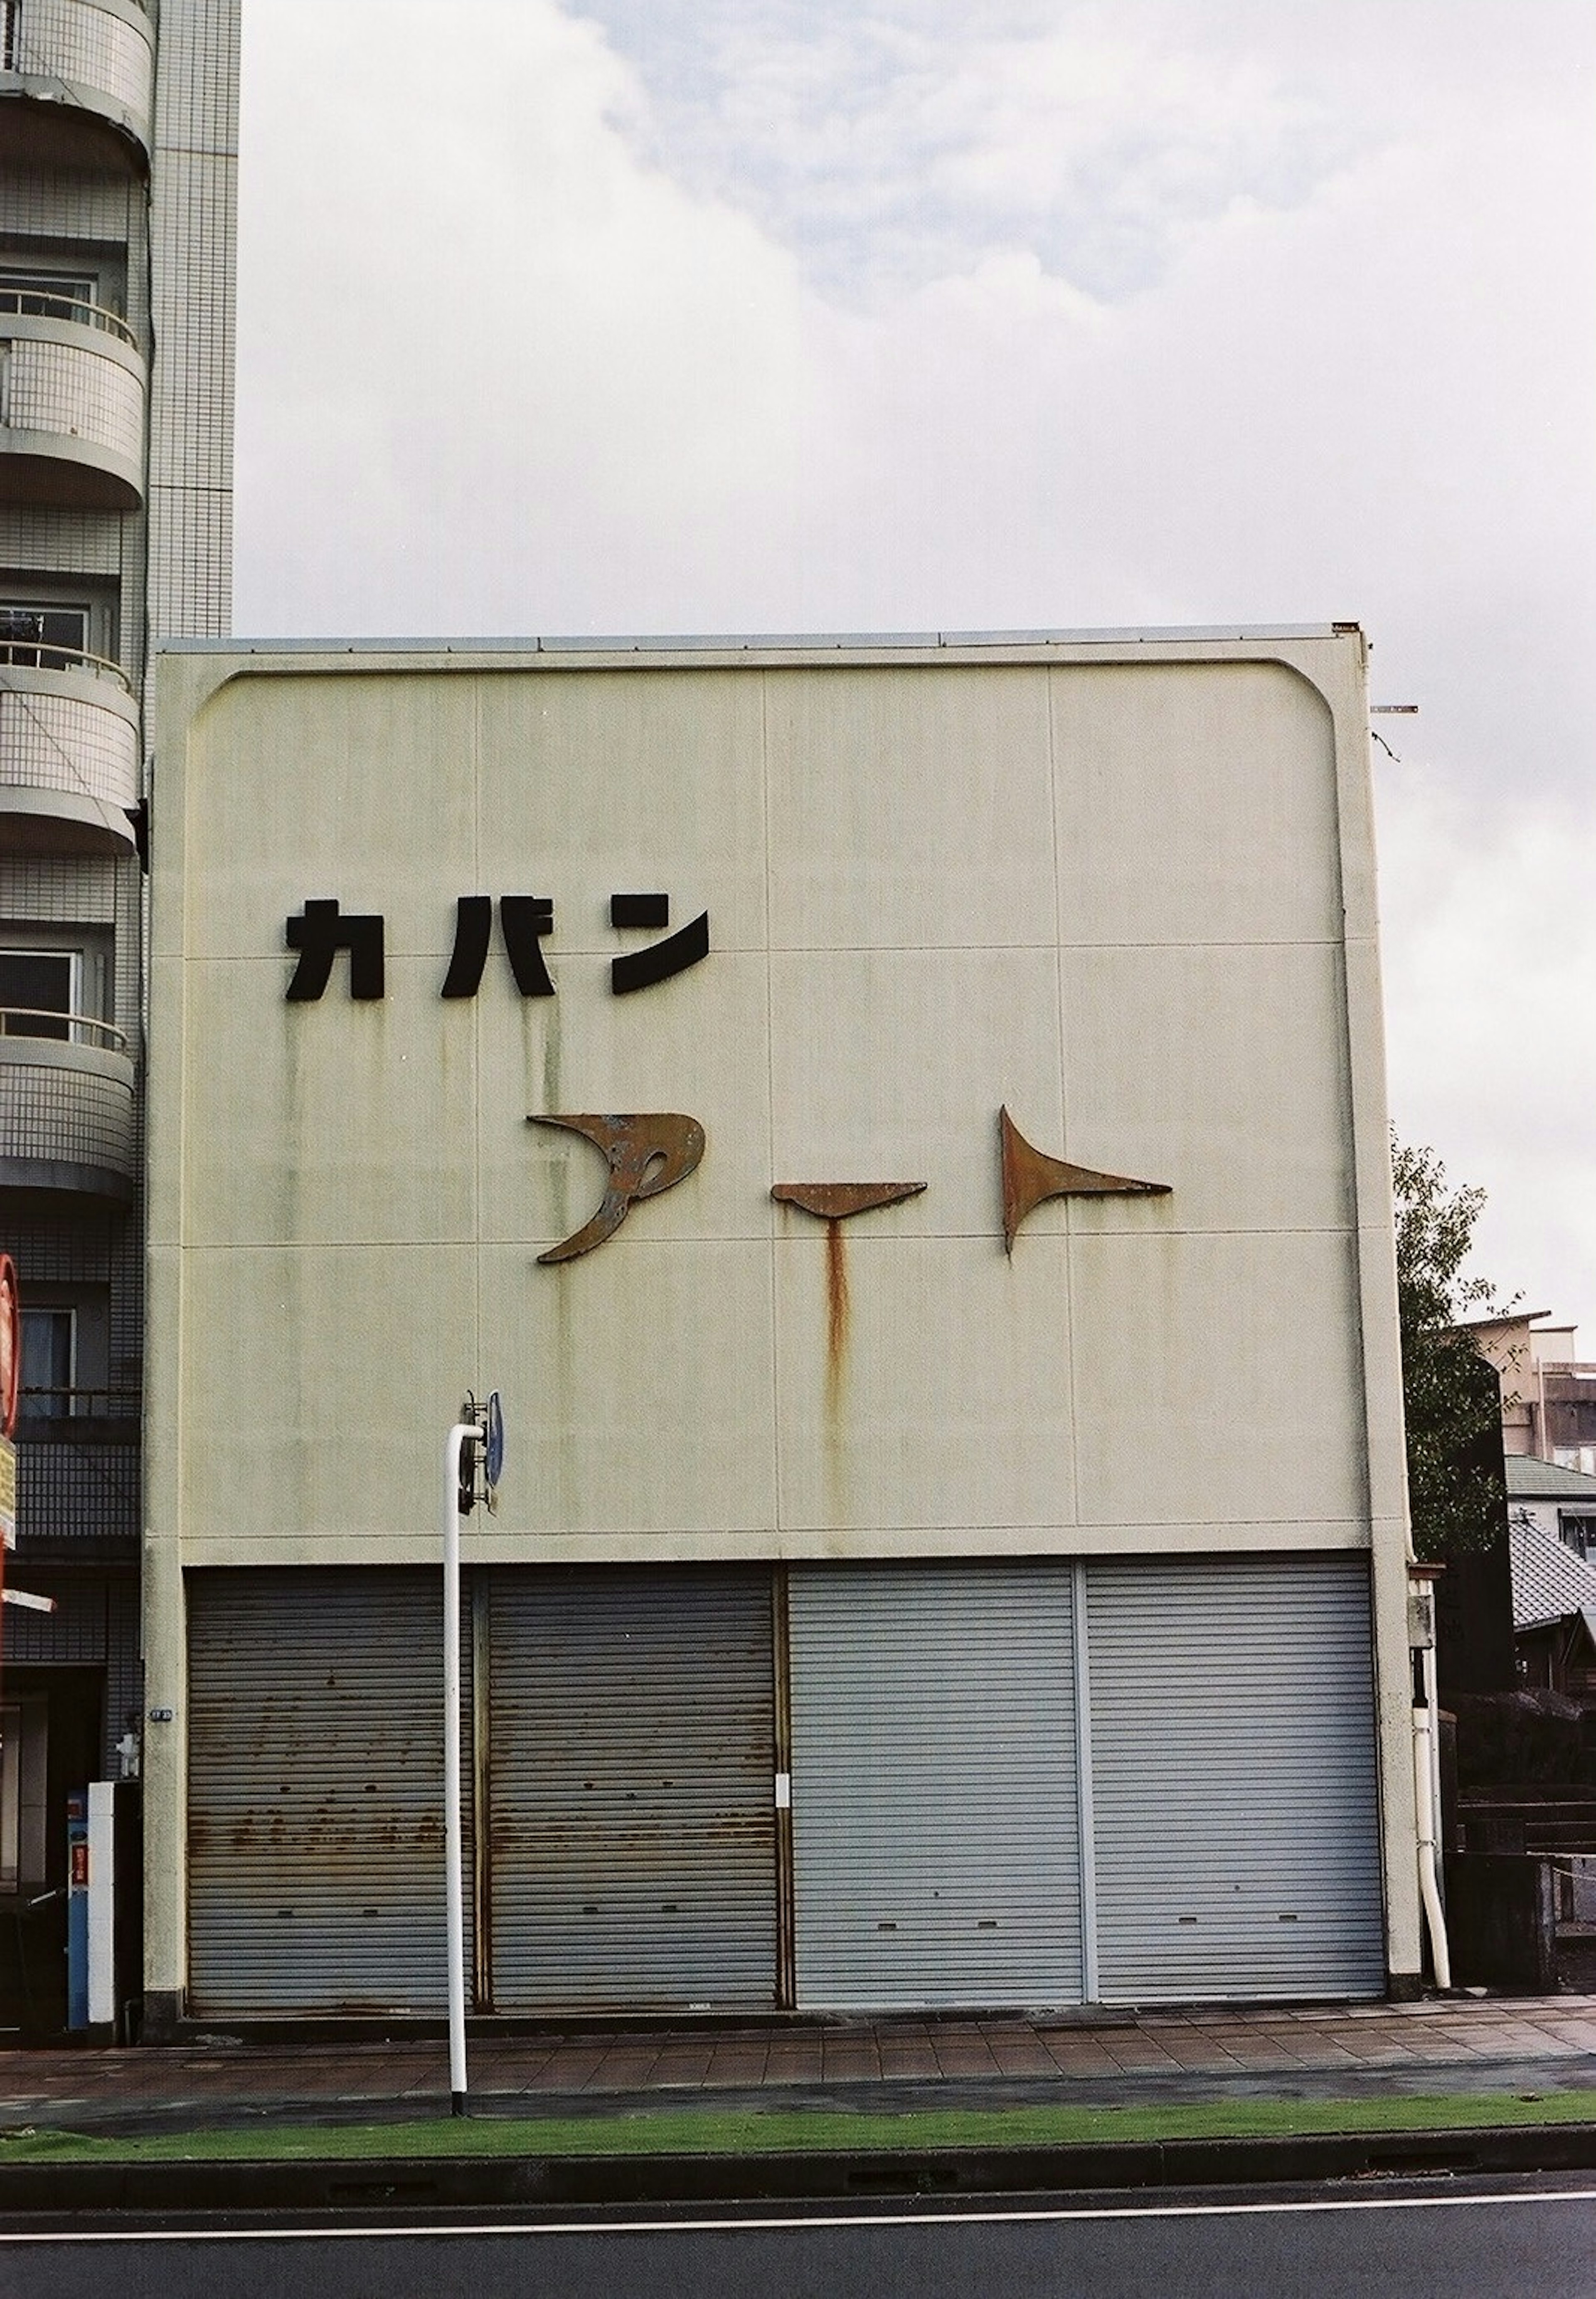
<box><xmin>1391</xmin><ymin>1132</ymin><xmax>1510</xmax><ymax>1560</ymax></box>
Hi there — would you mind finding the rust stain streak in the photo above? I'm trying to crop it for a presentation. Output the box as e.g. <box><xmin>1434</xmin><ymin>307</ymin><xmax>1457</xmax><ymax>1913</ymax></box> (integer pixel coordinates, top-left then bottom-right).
<box><xmin>825</xmin><ymin>1217</ymin><xmax>849</xmax><ymax>1390</ymax></box>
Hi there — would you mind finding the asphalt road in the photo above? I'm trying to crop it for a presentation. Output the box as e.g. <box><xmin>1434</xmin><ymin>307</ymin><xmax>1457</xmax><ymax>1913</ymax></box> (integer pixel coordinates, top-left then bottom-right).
<box><xmin>5</xmin><ymin>2174</ymin><xmax>1596</xmax><ymax>2297</ymax></box>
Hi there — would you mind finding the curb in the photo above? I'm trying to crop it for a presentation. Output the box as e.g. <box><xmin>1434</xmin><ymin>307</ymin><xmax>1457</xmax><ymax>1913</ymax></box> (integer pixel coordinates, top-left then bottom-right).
<box><xmin>3</xmin><ymin>2121</ymin><xmax>1596</xmax><ymax>2214</ymax></box>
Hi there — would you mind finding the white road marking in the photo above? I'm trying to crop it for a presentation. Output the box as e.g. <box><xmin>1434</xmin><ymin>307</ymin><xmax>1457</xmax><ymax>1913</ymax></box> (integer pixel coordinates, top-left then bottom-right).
<box><xmin>2</xmin><ymin>2186</ymin><xmax>1596</xmax><ymax>2242</ymax></box>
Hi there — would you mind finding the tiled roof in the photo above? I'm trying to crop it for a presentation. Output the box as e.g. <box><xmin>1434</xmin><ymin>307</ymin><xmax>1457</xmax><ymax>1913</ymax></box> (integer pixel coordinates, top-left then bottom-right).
<box><xmin>1505</xmin><ymin>1454</ymin><xmax>1596</xmax><ymax>1501</ymax></box>
<box><xmin>1509</xmin><ymin>1516</ymin><xmax>1596</xmax><ymax>1632</ymax></box>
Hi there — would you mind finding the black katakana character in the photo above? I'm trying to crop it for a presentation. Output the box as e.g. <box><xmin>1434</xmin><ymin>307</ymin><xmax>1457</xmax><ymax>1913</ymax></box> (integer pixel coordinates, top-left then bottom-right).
<box><xmin>285</xmin><ymin>899</ymin><xmax>384</xmax><ymax>1001</ymax></box>
<box><xmin>441</xmin><ymin>895</ymin><xmax>555</xmax><ymax>998</ymax></box>
<box><xmin>608</xmin><ymin>893</ymin><xmax>709</xmax><ymax>994</ymax></box>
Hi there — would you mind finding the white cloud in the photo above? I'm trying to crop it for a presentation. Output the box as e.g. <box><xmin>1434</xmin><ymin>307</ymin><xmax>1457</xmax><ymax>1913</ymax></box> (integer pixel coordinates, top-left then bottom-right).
<box><xmin>572</xmin><ymin>0</ymin><xmax>1373</xmax><ymax>302</ymax></box>
<box><xmin>1377</xmin><ymin>767</ymin><xmax>1596</xmax><ymax>1336</ymax></box>
<box><xmin>234</xmin><ymin>0</ymin><xmax>1596</xmax><ymax>1327</ymax></box>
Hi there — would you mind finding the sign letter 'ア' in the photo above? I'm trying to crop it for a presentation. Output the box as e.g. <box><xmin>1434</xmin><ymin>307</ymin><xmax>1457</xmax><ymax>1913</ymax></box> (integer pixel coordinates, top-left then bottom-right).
<box><xmin>530</xmin><ymin>1113</ymin><xmax>706</xmax><ymax>1262</ymax></box>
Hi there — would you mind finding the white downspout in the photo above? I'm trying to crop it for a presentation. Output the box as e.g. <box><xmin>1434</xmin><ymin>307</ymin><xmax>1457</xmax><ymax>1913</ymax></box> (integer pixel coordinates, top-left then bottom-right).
<box><xmin>1412</xmin><ymin>1636</ymin><xmax>1451</xmax><ymax>1991</ymax></box>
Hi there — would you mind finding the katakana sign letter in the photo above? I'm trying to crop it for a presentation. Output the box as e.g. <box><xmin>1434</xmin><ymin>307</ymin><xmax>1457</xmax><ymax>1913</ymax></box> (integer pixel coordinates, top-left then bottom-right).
<box><xmin>441</xmin><ymin>895</ymin><xmax>556</xmax><ymax>998</ymax></box>
<box><xmin>500</xmin><ymin>896</ymin><xmax>557</xmax><ymax>997</ymax></box>
<box><xmin>609</xmin><ymin>894</ymin><xmax>710</xmax><ymax>995</ymax></box>
<box><xmin>285</xmin><ymin>900</ymin><xmax>385</xmax><ymax>1001</ymax></box>
<box><xmin>440</xmin><ymin>895</ymin><xmax>493</xmax><ymax>998</ymax></box>
<box><xmin>530</xmin><ymin>1112</ymin><xmax>705</xmax><ymax>1262</ymax></box>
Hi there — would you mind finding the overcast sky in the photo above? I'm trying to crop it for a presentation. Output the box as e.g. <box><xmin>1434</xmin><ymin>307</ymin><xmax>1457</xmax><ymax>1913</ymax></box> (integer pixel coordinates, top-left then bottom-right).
<box><xmin>234</xmin><ymin>0</ymin><xmax>1596</xmax><ymax>1340</ymax></box>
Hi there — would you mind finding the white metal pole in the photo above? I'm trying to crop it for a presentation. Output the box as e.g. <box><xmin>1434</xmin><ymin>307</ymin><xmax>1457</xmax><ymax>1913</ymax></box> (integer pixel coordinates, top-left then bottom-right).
<box><xmin>443</xmin><ymin>1421</ymin><xmax>473</xmax><ymax>2114</ymax></box>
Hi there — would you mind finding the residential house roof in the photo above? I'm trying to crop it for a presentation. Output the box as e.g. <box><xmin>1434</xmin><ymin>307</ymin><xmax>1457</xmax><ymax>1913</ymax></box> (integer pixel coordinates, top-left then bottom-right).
<box><xmin>1505</xmin><ymin>1455</ymin><xmax>1596</xmax><ymax>1503</ymax></box>
<box><xmin>1509</xmin><ymin>1516</ymin><xmax>1596</xmax><ymax>1635</ymax></box>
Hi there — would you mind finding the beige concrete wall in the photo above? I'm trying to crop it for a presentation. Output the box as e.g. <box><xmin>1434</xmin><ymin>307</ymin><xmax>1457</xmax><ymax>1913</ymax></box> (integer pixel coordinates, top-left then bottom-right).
<box><xmin>144</xmin><ymin>632</ymin><xmax>1421</xmax><ymax>1991</ymax></box>
<box><xmin>148</xmin><ymin>639</ymin><xmax>1396</xmax><ymax>1563</ymax></box>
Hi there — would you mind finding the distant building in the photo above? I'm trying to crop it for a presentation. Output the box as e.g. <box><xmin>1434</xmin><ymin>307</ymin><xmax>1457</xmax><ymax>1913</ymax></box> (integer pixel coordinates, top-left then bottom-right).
<box><xmin>1469</xmin><ymin>1313</ymin><xmax>1596</xmax><ymax>1470</ymax></box>
<box><xmin>1</xmin><ymin>0</ymin><xmax>236</xmax><ymax>2016</ymax></box>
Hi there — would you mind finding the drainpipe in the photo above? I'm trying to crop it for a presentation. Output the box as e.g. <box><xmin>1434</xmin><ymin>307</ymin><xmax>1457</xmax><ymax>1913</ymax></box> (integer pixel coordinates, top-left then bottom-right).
<box><xmin>1409</xmin><ymin>1565</ymin><xmax>1451</xmax><ymax>1990</ymax></box>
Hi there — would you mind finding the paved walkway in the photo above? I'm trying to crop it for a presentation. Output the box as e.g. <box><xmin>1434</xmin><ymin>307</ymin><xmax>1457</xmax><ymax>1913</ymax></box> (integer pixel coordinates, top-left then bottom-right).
<box><xmin>4</xmin><ymin>1996</ymin><xmax>1596</xmax><ymax>2134</ymax></box>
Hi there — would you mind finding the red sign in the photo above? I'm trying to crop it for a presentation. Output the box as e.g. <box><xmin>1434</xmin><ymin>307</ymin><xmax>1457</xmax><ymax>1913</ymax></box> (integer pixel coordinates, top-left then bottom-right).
<box><xmin>0</xmin><ymin>1257</ymin><xmax>18</xmax><ymax>1441</ymax></box>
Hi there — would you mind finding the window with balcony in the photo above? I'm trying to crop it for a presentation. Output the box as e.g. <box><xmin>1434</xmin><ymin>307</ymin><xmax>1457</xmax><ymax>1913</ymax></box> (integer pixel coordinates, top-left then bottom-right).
<box><xmin>20</xmin><ymin>1305</ymin><xmax>72</xmax><ymax>1418</ymax></box>
<box><xmin>0</xmin><ymin>933</ymin><xmax>118</xmax><ymax>1052</ymax></box>
<box><xmin>15</xmin><ymin>1284</ymin><xmax>109</xmax><ymax>1419</ymax></box>
<box><xmin>0</xmin><ymin>271</ymin><xmax>97</xmax><ymax>323</ymax></box>
<box><xmin>0</xmin><ymin>948</ymin><xmax>76</xmax><ymax>1042</ymax></box>
<box><xmin>0</xmin><ymin>262</ymin><xmax>135</xmax><ymax>349</ymax></box>
<box><xmin>0</xmin><ymin>601</ymin><xmax>90</xmax><ymax>670</ymax></box>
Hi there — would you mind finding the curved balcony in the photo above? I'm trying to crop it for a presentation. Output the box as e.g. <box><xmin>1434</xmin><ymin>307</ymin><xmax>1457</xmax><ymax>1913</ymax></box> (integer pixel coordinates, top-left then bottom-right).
<box><xmin>0</xmin><ymin>1018</ymin><xmax>135</xmax><ymax>1203</ymax></box>
<box><xmin>0</xmin><ymin>0</ymin><xmax>155</xmax><ymax>156</ymax></box>
<box><xmin>0</xmin><ymin>292</ymin><xmax>146</xmax><ymax>510</ymax></box>
<box><xmin>0</xmin><ymin>639</ymin><xmax>139</xmax><ymax>853</ymax></box>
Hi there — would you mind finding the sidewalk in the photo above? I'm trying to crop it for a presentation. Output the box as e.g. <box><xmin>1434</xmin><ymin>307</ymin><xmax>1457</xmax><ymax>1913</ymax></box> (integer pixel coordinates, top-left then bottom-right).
<box><xmin>5</xmin><ymin>1993</ymin><xmax>1596</xmax><ymax>2136</ymax></box>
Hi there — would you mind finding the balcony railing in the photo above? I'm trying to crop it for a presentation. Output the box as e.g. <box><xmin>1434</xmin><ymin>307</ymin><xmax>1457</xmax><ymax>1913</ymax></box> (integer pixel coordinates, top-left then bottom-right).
<box><xmin>0</xmin><ymin>1007</ymin><xmax>127</xmax><ymax>1052</ymax></box>
<box><xmin>0</xmin><ymin>288</ymin><xmax>138</xmax><ymax>351</ymax></box>
<box><xmin>0</xmin><ymin>638</ymin><xmax>131</xmax><ymax>688</ymax></box>
<box><xmin>17</xmin><ymin>1384</ymin><xmax>139</xmax><ymax>1421</ymax></box>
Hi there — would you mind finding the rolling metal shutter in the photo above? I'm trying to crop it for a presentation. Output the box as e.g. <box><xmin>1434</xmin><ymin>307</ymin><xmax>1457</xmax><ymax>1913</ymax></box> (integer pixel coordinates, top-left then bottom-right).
<box><xmin>1085</xmin><ymin>1552</ymin><xmax>1385</xmax><ymax>2001</ymax></box>
<box><xmin>187</xmin><ymin>1568</ymin><xmax>474</xmax><ymax>2017</ymax></box>
<box><xmin>486</xmin><ymin>1567</ymin><xmax>778</xmax><ymax>2010</ymax></box>
<box><xmin>186</xmin><ymin>1563</ymin><xmax>471</xmax><ymax>2014</ymax></box>
<box><xmin>788</xmin><ymin>1562</ymin><xmax>1084</xmax><ymax>2010</ymax></box>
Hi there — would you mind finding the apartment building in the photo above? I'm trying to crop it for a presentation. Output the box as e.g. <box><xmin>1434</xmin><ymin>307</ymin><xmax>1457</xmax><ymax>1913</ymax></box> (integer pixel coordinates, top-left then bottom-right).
<box><xmin>0</xmin><ymin>0</ymin><xmax>236</xmax><ymax>2024</ymax></box>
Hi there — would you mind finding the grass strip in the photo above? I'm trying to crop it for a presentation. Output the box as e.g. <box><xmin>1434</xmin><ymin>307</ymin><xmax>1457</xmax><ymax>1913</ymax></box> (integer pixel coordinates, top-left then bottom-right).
<box><xmin>0</xmin><ymin>2091</ymin><xmax>1593</xmax><ymax>2163</ymax></box>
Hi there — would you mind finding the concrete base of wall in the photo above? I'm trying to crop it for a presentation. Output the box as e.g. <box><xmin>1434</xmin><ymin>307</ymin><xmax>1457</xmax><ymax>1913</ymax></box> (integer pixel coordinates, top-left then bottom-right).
<box><xmin>139</xmin><ymin>1989</ymin><xmax>184</xmax><ymax>2044</ymax></box>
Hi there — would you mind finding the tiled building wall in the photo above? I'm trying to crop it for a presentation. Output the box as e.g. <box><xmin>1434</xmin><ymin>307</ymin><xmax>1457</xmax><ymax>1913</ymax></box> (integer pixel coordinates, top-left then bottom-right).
<box><xmin>0</xmin><ymin>159</ymin><xmax>150</xmax><ymax>680</ymax></box>
<box><xmin>8</xmin><ymin>0</ymin><xmax>155</xmax><ymax>121</ymax></box>
<box><xmin>148</xmin><ymin>0</ymin><xmax>238</xmax><ymax>641</ymax></box>
<box><xmin>3</xmin><ymin>1</ymin><xmax>236</xmax><ymax>1774</ymax></box>
<box><xmin>2</xmin><ymin>334</ymin><xmax>146</xmax><ymax>465</ymax></box>
<box><xmin>0</xmin><ymin>852</ymin><xmax>118</xmax><ymax>922</ymax></box>
<box><xmin>0</xmin><ymin>683</ymin><xmax>139</xmax><ymax>809</ymax></box>
<box><xmin>0</xmin><ymin>1056</ymin><xmax>136</xmax><ymax>1173</ymax></box>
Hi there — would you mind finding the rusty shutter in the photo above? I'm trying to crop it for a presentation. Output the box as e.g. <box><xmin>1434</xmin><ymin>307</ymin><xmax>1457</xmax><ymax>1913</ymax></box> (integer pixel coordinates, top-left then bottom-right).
<box><xmin>485</xmin><ymin>1567</ymin><xmax>778</xmax><ymax>2011</ymax></box>
<box><xmin>186</xmin><ymin>1568</ymin><xmax>474</xmax><ymax>2016</ymax></box>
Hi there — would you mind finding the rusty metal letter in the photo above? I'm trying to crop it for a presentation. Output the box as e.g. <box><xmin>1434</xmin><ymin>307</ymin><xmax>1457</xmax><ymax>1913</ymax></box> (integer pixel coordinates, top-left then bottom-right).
<box><xmin>770</xmin><ymin>1183</ymin><xmax>926</xmax><ymax>1221</ymax></box>
<box><xmin>530</xmin><ymin>1113</ymin><xmax>706</xmax><ymax>1264</ymax></box>
<box><xmin>1000</xmin><ymin>1106</ymin><xmax>1170</xmax><ymax>1253</ymax></box>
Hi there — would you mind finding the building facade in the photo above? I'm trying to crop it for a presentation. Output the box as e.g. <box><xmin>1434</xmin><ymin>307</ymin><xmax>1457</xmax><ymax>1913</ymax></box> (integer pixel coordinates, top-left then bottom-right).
<box><xmin>0</xmin><ymin>0</ymin><xmax>236</xmax><ymax>2018</ymax></box>
<box><xmin>144</xmin><ymin>628</ymin><xmax>1425</xmax><ymax>2028</ymax></box>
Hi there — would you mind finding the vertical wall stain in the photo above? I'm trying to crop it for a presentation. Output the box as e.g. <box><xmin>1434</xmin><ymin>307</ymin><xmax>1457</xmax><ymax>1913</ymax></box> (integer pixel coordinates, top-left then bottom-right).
<box><xmin>824</xmin><ymin>1217</ymin><xmax>850</xmax><ymax>1401</ymax></box>
<box><xmin>824</xmin><ymin>1218</ymin><xmax>849</xmax><ymax>1535</ymax></box>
